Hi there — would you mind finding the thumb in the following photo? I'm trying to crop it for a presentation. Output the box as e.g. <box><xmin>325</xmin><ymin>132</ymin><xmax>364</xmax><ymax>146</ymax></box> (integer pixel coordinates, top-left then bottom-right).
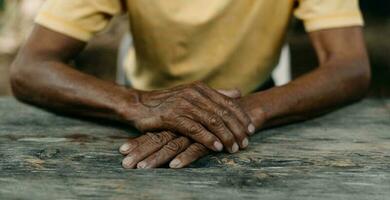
<box><xmin>217</xmin><ymin>89</ymin><xmax>242</xmax><ymax>99</ymax></box>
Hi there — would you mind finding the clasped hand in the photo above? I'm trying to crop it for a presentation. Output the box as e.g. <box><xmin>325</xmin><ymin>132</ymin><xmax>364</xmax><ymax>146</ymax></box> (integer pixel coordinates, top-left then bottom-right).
<box><xmin>119</xmin><ymin>82</ymin><xmax>255</xmax><ymax>168</ymax></box>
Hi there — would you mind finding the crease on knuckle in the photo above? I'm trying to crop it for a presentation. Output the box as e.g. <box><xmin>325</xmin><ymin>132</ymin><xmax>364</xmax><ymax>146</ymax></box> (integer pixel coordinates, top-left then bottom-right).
<box><xmin>176</xmin><ymin>117</ymin><xmax>190</xmax><ymax>129</ymax></box>
<box><xmin>165</xmin><ymin>131</ymin><xmax>177</xmax><ymax>138</ymax></box>
<box><xmin>208</xmin><ymin>115</ymin><xmax>223</xmax><ymax>128</ymax></box>
<box><xmin>189</xmin><ymin>124</ymin><xmax>204</xmax><ymax>137</ymax></box>
<box><xmin>187</xmin><ymin>143</ymin><xmax>207</xmax><ymax>155</ymax></box>
<box><xmin>147</xmin><ymin>132</ymin><xmax>170</xmax><ymax>145</ymax></box>
<box><xmin>219</xmin><ymin>109</ymin><xmax>230</xmax><ymax>117</ymax></box>
<box><xmin>164</xmin><ymin>140</ymin><xmax>182</xmax><ymax>152</ymax></box>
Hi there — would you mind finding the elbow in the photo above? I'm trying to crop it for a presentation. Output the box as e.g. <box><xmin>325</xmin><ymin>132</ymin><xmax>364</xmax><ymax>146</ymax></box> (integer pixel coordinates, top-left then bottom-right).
<box><xmin>9</xmin><ymin>56</ymin><xmax>34</xmax><ymax>102</ymax></box>
<box><xmin>347</xmin><ymin>59</ymin><xmax>371</xmax><ymax>101</ymax></box>
<box><xmin>356</xmin><ymin>61</ymin><xmax>371</xmax><ymax>99</ymax></box>
<box><xmin>359</xmin><ymin>66</ymin><xmax>371</xmax><ymax>97</ymax></box>
<box><xmin>10</xmin><ymin>58</ymin><xmax>24</xmax><ymax>99</ymax></box>
<box><xmin>328</xmin><ymin>55</ymin><xmax>371</xmax><ymax>102</ymax></box>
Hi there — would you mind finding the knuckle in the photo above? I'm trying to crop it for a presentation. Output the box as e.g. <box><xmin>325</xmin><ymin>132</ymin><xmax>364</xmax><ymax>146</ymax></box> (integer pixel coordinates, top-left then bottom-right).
<box><xmin>188</xmin><ymin>143</ymin><xmax>207</xmax><ymax>155</ymax></box>
<box><xmin>165</xmin><ymin>141</ymin><xmax>182</xmax><ymax>152</ymax></box>
<box><xmin>208</xmin><ymin>115</ymin><xmax>218</xmax><ymax>125</ymax></box>
<box><xmin>176</xmin><ymin>118</ymin><xmax>206</xmax><ymax>138</ymax></box>
<box><xmin>208</xmin><ymin>115</ymin><xmax>224</xmax><ymax>127</ymax></box>
<box><xmin>159</xmin><ymin>132</ymin><xmax>175</xmax><ymax>143</ymax></box>
<box><xmin>220</xmin><ymin>109</ymin><xmax>230</xmax><ymax>117</ymax></box>
<box><xmin>227</xmin><ymin>99</ymin><xmax>242</xmax><ymax>112</ymax></box>
<box><xmin>189</xmin><ymin>124</ymin><xmax>203</xmax><ymax>136</ymax></box>
<box><xmin>162</xmin><ymin>131</ymin><xmax>176</xmax><ymax>138</ymax></box>
<box><xmin>145</xmin><ymin>132</ymin><xmax>155</xmax><ymax>139</ymax></box>
<box><xmin>149</xmin><ymin>134</ymin><xmax>164</xmax><ymax>145</ymax></box>
<box><xmin>147</xmin><ymin>132</ymin><xmax>171</xmax><ymax>145</ymax></box>
<box><xmin>223</xmin><ymin>113</ymin><xmax>236</xmax><ymax>123</ymax></box>
<box><xmin>224</xmin><ymin>97</ymin><xmax>241</xmax><ymax>108</ymax></box>
<box><xmin>176</xmin><ymin>117</ymin><xmax>189</xmax><ymax>128</ymax></box>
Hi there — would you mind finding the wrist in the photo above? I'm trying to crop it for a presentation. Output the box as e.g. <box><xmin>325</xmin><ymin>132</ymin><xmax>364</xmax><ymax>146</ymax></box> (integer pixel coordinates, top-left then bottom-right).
<box><xmin>114</xmin><ymin>87</ymin><xmax>145</xmax><ymax>124</ymax></box>
<box><xmin>238</xmin><ymin>93</ymin><xmax>268</xmax><ymax>130</ymax></box>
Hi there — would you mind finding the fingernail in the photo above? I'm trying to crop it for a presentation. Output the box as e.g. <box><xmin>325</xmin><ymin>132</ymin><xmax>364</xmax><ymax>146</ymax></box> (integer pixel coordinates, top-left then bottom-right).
<box><xmin>169</xmin><ymin>159</ymin><xmax>182</xmax><ymax>168</ymax></box>
<box><xmin>231</xmin><ymin>143</ymin><xmax>239</xmax><ymax>153</ymax></box>
<box><xmin>119</xmin><ymin>143</ymin><xmax>130</xmax><ymax>153</ymax></box>
<box><xmin>137</xmin><ymin>161</ymin><xmax>148</xmax><ymax>169</ymax></box>
<box><xmin>242</xmin><ymin>138</ymin><xmax>249</xmax><ymax>148</ymax></box>
<box><xmin>122</xmin><ymin>156</ymin><xmax>134</xmax><ymax>168</ymax></box>
<box><xmin>248</xmin><ymin>124</ymin><xmax>255</xmax><ymax>135</ymax></box>
<box><xmin>213</xmin><ymin>141</ymin><xmax>223</xmax><ymax>151</ymax></box>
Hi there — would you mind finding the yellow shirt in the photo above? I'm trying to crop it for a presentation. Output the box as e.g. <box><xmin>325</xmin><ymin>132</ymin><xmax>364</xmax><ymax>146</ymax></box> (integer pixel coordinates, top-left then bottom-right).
<box><xmin>35</xmin><ymin>0</ymin><xmax>364</xmax><ymax>94</ymax></box>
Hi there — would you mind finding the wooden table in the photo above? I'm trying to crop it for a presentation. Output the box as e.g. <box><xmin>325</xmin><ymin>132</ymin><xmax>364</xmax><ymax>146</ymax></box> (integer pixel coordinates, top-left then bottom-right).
<box><xmin>0</xmin><ymin>97</ymin><xmax>389</xmax><ymax>200</ymax></box>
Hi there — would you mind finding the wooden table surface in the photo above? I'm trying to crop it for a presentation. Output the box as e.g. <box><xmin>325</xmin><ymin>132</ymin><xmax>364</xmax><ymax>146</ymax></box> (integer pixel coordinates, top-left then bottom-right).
<box><xmin>0</xmin><ymin>97</ymin><xmax>389</xmax><ymax>200</ymax></box>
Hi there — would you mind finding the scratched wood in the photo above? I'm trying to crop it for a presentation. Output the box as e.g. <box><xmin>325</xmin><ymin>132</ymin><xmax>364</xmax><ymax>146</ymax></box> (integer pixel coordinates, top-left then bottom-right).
<box><xmin>0</xmin><ymin>97</ymin><xmax>389</xmax><ymax>200</ymax></box>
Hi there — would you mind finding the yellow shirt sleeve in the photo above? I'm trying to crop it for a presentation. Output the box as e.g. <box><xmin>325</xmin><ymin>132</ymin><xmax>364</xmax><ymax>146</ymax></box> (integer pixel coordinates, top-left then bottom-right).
<box><xmin>294</xmin><ymin>0</ymin><xmax>364</xmax><ymax>32</ymax></box>
<box><xmin>35</xmin><ymin>0</ymin><xmax>122</xmax><ymax>41</ymax></box>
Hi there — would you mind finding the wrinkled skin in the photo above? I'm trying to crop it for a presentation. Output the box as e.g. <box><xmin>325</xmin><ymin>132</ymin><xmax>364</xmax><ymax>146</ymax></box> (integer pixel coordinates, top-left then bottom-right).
<box><xmin>128</xmin><ymin>82</ymin><xmax>254</xmax><ymax>153</ymax></box>
<box><xmin>11</xmin><ymin>25</ymin><xmax>370</xmax><ymax>169</ymax></box>
<box><xmin>120</xmin><ymin>91</ymin><xmax>264</xmax><ymax>169</ymax></box>
<box><xmin>120</xmin><ymin>131</ymin><xmax>206</xmax><ymax>169</ymax></box>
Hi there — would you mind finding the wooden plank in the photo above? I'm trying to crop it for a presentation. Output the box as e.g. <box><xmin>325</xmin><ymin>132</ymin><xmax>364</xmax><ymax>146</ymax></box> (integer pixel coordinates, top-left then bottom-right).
<box><xmin>0</xmin><ymin>97</ymin><xmax>389</xmax><ymax>200</ymax></box>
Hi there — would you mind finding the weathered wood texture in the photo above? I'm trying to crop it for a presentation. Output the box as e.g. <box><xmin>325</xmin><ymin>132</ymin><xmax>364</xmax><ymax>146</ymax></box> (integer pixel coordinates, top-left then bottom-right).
<box><xmin>0</xmin><ymin>97</ymin><xmax>389</xmax><ymax>200</ymax></box>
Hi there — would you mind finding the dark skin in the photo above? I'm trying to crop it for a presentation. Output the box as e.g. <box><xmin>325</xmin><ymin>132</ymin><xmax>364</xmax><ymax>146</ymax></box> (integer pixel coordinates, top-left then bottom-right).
<box><xmin>10</xmin><ymin>25</ymin><xmax>254</xmax><ymax>154</ymax></box>
<box><xmin>10</xmin><ymin>25</ymin><xmax>370</xmax><ymax>168</ymax></box>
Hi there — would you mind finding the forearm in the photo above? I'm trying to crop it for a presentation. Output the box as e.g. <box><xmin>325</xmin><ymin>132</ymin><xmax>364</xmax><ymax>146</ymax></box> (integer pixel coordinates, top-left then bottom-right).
<box><xmin>10</xmin><ymin>59</ymin><xmax>139</xmax><ymax>122</ymax></box>
<box><xmin>241</xmin><ymin>58</ymin><xmax>370</xmax><ymax>129</ymax></box>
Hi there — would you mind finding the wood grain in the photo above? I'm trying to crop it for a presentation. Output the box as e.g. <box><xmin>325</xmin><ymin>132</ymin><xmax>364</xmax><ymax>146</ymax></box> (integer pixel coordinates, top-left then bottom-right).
<box><xmin>0</xmin><ymin>97</ymin><xmax>389</xmax><ymax>200</ymax></box>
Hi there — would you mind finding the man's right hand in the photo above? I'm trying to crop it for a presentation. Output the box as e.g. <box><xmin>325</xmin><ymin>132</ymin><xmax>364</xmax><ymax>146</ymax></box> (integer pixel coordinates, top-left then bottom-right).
<box><xmin>12</xmin><ymin>26</ymin><xmax>253</xmax><ymax>153</ymax></box>
<box><xmin>121</xmin><ymin>82</ymin><xmax>255</xmax><ymax>153</ymax></box>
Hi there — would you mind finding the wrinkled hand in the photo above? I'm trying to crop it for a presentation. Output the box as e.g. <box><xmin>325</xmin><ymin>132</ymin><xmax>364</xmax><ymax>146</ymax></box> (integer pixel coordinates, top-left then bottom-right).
<box><xmin>119</xmin><ymin>131</ymin><xmax>209</xmax><ymax>169</ymax></box>
<box><xmin>129</xmin><ymin>82</ymin><xmax>255</xmax><ymax>153</ymax></box>
<box><xmin>119</xmin><ymin>92</ymin><xmax>267</xmax><ymax>169</ymax></box>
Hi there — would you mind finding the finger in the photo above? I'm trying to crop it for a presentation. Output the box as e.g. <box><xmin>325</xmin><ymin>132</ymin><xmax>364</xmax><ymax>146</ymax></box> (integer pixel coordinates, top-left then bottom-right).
<box><xmin>122</xmin><ymin>131</ymin><xmax>176</xmax><ymax>169</ymax></box>
<box><xmin>169</xmin><ymin>143</ymin><xmax>209</xmax><ymax>168</ymax></box>
<box><xmin>187</xmin><ymin>90</ymin><xmax>248</xmax><ymax>150</ymax></box>
<box><xmin>207</xmin><ymin>103</ymin><xmax>248</xmax><ymax>150</ymax></box>
<box><xmin>196</xmin><ymin>83</ymin><xmax>254</xmax><ymax>135</ymax></box>
<box><xmin>173</xmin><ymin>116</ymin><xmax>223</xmax><ymax>152</ymax></box>
<box><xmin>182</xmin><ymin>102</ymin><xmax>238</xmax><ymax>153</ymax></box>
<box><xmin>137</xmin><ymin>137</ymin><xmax>191</xmax><ymax>169</ymax></box>
<box><xmin>217</xmin><ymin>89</ymin><xmax>241</xmax><ymax>99</ymax></box>
<box><xmin>119</xmin><ymin>135</ymin><xmax>147</xmax><ymax>155</ymax></box>
<box><xmin>119</xmin><ymin>131</ymin><xmax>175</xmax><ymax>155</ymax></box>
